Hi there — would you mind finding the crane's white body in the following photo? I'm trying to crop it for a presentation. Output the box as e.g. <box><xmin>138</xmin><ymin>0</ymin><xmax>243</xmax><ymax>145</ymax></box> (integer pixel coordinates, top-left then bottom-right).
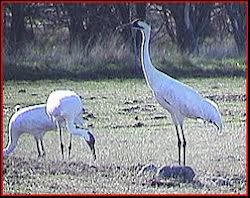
<box><xmin>139</xmin><ymin>21</ymin><xmax>222</xmax><ymax>131</ymax></box>
<box><xmin>3</xmin><ymin>104</ymin><xmax>83</xmax><ymax>157</ymax></box>
<box><xmin>4</xmin><ymin>104</ymin><xmax>57</xmax><ymax>157</ymax></box>
<box><xmin>46</xmin><ymin>90</ymin><xmax>96</xmax><ymax>160</ymax></box>
<box><xmin>150</xmin><ymin>70</ymin><xmax>222</xmax><ymax>130</ymax></box>
<box><xmin>128</xmin><ymin>20</ymin><xmax>223</xmax><ymax>165</ymax></box>
<box><xmin>46</xmin><ymin>90</ymin><xmax>88</xmax><ymax>139</ymax></box>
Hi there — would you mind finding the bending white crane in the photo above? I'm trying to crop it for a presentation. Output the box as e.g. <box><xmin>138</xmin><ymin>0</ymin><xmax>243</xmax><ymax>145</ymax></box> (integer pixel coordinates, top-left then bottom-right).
<box><xmin>120</xmin><ymin>19</ymin><xmax>223</xmax><ymax>165</ymax></box>
<box><xmin>3</xmin><ymin>104</ymin><xmax>84</xmax><ymax>158</ymax></box>
<box><xmin>46</xmin><ymin>90</ymin><xmax>96</xmax><ymax>160</ymax></box>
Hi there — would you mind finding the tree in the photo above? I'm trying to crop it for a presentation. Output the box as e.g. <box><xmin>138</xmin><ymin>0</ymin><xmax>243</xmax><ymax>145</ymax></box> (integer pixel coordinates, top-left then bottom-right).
<box><xmin>116</xmin><ymin>4</ymin><xmax>131</xmax><ymax>42</ymax></box>
<box><xmin>225</xmin><ymin>3</ymin><xmax>246</xmax><ymax>56</ymax></box>
<box><xmin>134</xmin><ymin>4</ymin><xmax>147</xmax><ymax>75</ymax></box>
<box><xmin>160</xmin><ymin>4</ymin><xmax>215</xmax><ymax>55</ymax></box>
<box><xmin>9</xmin><ymin>4</ymin><xmax>26</xmax><ymax>53</ymax></box>
<box><xmin>65</xmin><ymin>4</ymin><xmax>85</xmax><ymax>53</ymax></box>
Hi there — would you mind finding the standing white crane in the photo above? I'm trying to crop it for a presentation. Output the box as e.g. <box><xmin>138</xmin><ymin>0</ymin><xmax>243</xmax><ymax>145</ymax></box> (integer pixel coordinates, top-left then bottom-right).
<box><xmin>3</xmin><ymin>104</ymin><xmax>84</xmax><ymax>158</ymax></box>
<box><xmin>119</xmin><ymin>19</ymin><xmax>223</xmax><ymax>165</ymax></box>
<box><xmin>46</xmin><ymin>90</ymin><xmax>96</xmax><ymax>160</ymax></box>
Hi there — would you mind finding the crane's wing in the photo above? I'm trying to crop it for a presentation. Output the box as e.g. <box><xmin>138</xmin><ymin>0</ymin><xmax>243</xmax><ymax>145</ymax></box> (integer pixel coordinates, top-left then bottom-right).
<box><xmin>158</xmin><ymin>79</ymin><xmax>206</xmax><ymax>119</ymax></box>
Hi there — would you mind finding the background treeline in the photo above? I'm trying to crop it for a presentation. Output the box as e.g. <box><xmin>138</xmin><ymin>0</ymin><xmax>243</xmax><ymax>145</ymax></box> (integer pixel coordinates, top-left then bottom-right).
<box><xmin>3</xmin><ymin>3</ymin><xmax>246</xmax><ymax>80</ymax></box>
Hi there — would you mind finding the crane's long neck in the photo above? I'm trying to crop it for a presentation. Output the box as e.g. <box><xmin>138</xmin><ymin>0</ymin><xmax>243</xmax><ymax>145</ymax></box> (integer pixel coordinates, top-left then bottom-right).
<box><xmin>4</xmin><ymin>126</ymin><xmax>20</xmax><ymax>156</ymax></box>
<box><xmin>65</xmin><ymin>119</ymin><xmax>90</xmax><ymax>142</ymax></box>
<box><xmin>140</xmin><ymin>27</ymin><xmax>159</xmax><ymax>89</ymax></box>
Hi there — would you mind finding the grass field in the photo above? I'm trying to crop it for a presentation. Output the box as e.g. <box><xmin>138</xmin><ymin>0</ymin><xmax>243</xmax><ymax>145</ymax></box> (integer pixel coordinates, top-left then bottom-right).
<box><xmin>3</xmin><ymin>76</ymin><xmax>246</xmax><ymax>194</ymax></box>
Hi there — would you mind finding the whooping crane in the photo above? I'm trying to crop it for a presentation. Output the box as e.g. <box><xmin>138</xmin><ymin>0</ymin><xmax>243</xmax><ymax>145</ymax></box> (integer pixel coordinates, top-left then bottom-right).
<box><xmin>46</xmin><ymin>90</ymin><xmax>96</xmax><ymax>160</ymax></box>
<box><xmin>3</xmin><ymin>104</ymin><xmax>84</xmax><ymax>158</ymax></box>
<box><xmin>119</xmin><ymin>19</ymin><xmax>223</xmax><ymax>165</ymax></box>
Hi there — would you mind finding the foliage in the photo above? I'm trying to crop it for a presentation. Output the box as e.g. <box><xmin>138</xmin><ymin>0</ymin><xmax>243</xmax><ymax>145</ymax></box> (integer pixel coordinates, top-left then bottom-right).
<box><xmin>4</xmin><ymin>3</ymin><xmax>246</xmax><ymax>54</ymax></box>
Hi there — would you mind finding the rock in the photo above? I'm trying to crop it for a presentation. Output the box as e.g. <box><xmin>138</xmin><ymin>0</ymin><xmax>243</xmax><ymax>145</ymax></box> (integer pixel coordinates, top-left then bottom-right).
<box><xmin>18</xmin><ymin>89</ymin><xmax>26</xmax><ymax>93</ymax></box>
<box><xmin>133</xmin><ymin>122</ymin><xmax>144</xmax><ymax>127</ymax></box>
<box><xmin>149</xmin><ymin>178</ymin><xmax>177</xmax><ymax>187</ymax></box>
<box><xmin>211</xmin><ymin>176</ymin><xmax>231</xmax><ymax>186</ymax></box>
<box><xmin>137</xmin><ymin>163</ymin><xmax>158</xmax><ymax>176</ymax></box>
<box><xmin>156</xmin><ymin>165</ymin><xmax>195</xmax><ymax>182</ymax></box>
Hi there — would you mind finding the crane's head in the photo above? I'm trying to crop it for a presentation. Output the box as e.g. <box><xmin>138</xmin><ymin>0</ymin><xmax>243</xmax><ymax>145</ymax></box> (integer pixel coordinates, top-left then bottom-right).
<box><xmin>116</xmin><ymin>19</ymin><xmax>150</xmax><ymax>32</ymax></box>
<box><xmin>86</xmin><ymin>131</ymin><xmax>96</xmax><ymax>160</ymax></box>
<box><xmin>205</xmin><ymin>99</ymin><xmax>223</xmax><ymax>135</ymax></box>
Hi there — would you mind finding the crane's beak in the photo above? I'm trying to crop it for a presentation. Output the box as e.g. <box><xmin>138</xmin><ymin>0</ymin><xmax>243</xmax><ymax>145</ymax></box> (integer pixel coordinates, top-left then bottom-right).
<box><xmin>215</xmin><ymin>123</ymin><xmax>223</xmax><ymax>136</ymax></box>
<box><xmin>115</xmin><ymin>22</ymin><xmax>132</xmax><ymax>31</ymax></box>
<box><xmin>87</xmin><ymin>141</ymin><xmax>96</xmax><ymax>160</ymax></box>
<box><xmin>116</xmin><ymin>19</ymin><xmax>143</xmax><ymax>32</ymax></box>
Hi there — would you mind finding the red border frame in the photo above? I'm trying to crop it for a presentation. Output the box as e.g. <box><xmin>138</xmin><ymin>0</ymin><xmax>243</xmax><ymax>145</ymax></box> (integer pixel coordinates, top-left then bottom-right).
<box><xmin>0</xmin><ymin>1</ymin><xmax>248</xmax><ymax>196</ymax></box>
<box><xmin>0</xmin><ymin>1</ymin><xmax>4</xmax><ymax>196</ymax></box>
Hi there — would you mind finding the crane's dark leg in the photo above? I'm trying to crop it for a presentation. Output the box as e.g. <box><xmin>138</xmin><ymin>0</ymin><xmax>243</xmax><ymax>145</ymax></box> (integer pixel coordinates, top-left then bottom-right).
<box><xmin>35</xmin><ymin>138</ymin><xmax>41</xmax><ymax>158</ymax></box>
<box><xmin>68</xmin><ymin>134</ymin><xmax>72</xmax><ymax>159</ymax></box>
<box><xmin>40</xmin><ymin>139</ymin><xmax>46</xmax><ymax>157</ymax></box>
<box><xmin>59</xmin><ymin>127</ymin><xmax>64</xmax><ymax>159</ymax></box>
<box><xmin>175</xmin><ymin>125</ymin><xmax>181</xmax><ymax>165</ymax></box>
<box><xmin>180</xmin><ymin>126</ymin><xmax>186</xmax><ymax>166</ymax></box>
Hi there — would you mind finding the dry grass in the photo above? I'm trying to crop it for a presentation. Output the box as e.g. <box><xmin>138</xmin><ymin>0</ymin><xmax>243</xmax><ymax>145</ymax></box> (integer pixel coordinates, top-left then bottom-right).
<box><xmin>3</xmin><ymin>77</ymin><xmax>246</xmax><ymax>194</ymax></box>
<box><xmin>4</xmin><ymin>30</ymin><xmax>245</xmax><ymax>81</ymax></box>
<box><xmin>4</xmin><ymin>34</ymin><xmax>136</xmax><ymax>80</ymax></box>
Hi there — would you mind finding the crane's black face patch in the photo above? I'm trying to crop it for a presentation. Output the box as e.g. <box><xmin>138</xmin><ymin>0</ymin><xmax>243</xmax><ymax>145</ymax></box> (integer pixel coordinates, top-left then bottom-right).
<box><xmin>86</xmin><ymin>131</ymin><xmax>96</xmax><ymax>160</ymax></box>
<box><xmin>88</xmin><ymin>131</ymin><xmax>95</xmax><ymax>145</ymax></box>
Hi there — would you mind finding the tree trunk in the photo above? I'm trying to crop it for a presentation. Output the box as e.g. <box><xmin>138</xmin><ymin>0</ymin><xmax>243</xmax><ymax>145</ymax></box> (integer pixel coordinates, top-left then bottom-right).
<box><xmin>169</xmin><ymin>4</ymin><xmax>195</xmax><ymax>55</ymax></box>
<box><xmin>9</xmin><ymin>4</ymin><xmax>26</xmax><ymax>54</ymax></box>
<box><xmin>163</xmin><ymin>4</ymin><xmax>213</xmax><ymax>55</ymax></box>
<box><xmin>117</xmin><ymin>4</ymin><xmax>131</xmax><ymax>42</ymax></box>
<box><xmin>226</xmin><ymin>4</ymin><xmax>246</xmax><ymax>56</ymax></box>
<box><xmin>66</xmin><ymin>4</ymin><xmax>84</xmax><ymax>54</ymax></box>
